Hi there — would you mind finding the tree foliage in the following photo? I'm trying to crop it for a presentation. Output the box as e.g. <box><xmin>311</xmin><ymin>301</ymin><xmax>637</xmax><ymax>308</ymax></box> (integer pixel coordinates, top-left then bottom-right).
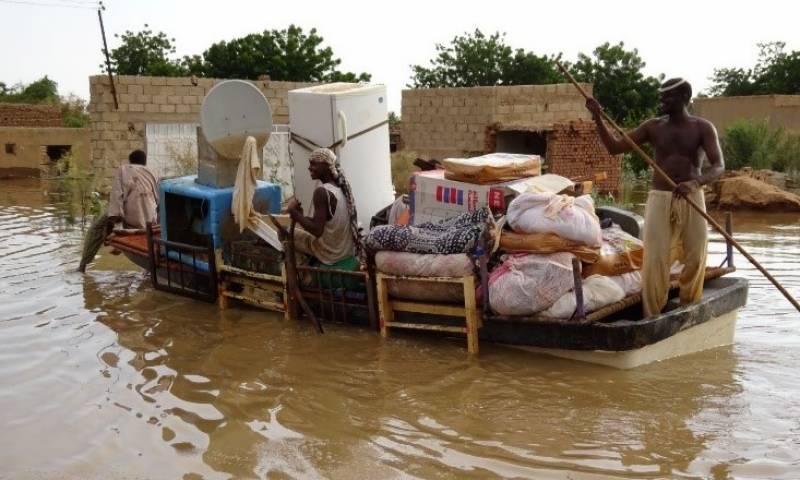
<box><xmin>104</xmin><ymin>24</ymin><xmax>369</xmax><ymax>82</ymax></box>
<box><xmin>570</xmin><ymin>42</ymin><xmax>661</xmax><ymax>127</ymax></box>
<box><xmin>722</xmin><ymin>120</ymin><xmax>800</xmax><ymax>172</ymax></box>
<box><xmin>409</xmin><ymin>30</ymin><xmax>560</xmax><ymax>88</ymax></box>
<box><xmin>0</xmin><ymin>76</ymin><xmax>59</xmax><ymax>103</ymax></box>
<box><xmin>105</xmin><ymin>25</ymin><xmax>185</xmax><ymax>76</ymax></box>
<box><xmin>709</xmin><ymin>42</ymin><xmax>800</xmax><ymax>96</ymax></box>
<box><xmin>183</xmin><ymin>25</ymin><xmax>369</xmax><ymax>82</ymax></box>
<box><xmin>0</xmin><ymin>76</ymin><xmax>88</xmax><ymax>128</ymax></box>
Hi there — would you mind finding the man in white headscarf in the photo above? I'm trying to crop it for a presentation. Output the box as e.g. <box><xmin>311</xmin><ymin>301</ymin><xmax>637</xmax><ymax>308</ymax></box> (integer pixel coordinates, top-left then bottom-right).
<box><xmin>286</xmin><ymin>148</ymin><xmax>362</xmax><ymax>265</ymax></box>
<box><xmin>586</xmin><ymin>78</ymin><xmax>725</xmax><ymax>317</ymax></box>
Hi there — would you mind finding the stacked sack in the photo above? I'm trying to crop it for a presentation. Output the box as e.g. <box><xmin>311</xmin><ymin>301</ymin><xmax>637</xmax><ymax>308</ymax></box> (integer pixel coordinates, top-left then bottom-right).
<box><xmin>365</xmin><ymin>209</ymin><xmax>491</xmax><ymax>302</ymax></box>
<box><xmin>491</xmin><ymin>192</ymin><xmax>644</xmax><ymax>318</ymax></box>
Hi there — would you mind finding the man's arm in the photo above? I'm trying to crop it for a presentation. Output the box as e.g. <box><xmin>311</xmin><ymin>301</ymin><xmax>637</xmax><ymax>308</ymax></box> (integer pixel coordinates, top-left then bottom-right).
<box><xmin>696</xmin><ymin>121</ymin><xmax>725</xmax><ymax>186</ymax></box>
<box><xmin>585</xmin><ymin>98</ymin><xmax>649</xmax><ymax>154</ymax></box>
<box><xmin>674</xmin><ymin>121</ymin><xmax>725</xmax><ymax>197</ymax></box>
<box><xmin>287</xmin><ymin>188</ymin><xmax>329</xmax><ymax>238</ymax></box>
<box><xmin>106</xmin><ymin>168</ymin><xmax>125</xmax><ymax>229</ymax></box>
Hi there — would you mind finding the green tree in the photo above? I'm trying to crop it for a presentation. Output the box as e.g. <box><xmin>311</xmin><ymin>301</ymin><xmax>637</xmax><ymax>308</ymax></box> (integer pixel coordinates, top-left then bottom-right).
<box><xmin>184</xmin><ymin>25</ymin><xmax>370</xmax><ymax>82</ymax></box>
<box><xmin>409</xmin><ymin>30</ymin><xmax>560</xmax><ymax>88</ymax></box>
<box><xmin>0</xmin><ymin>76</ymin><xmax>59</xmax><ymax>104</ymax></box>
<box><xmin>709</xmin><ymin>42</ymin><xmax>800</xmax><ymax>96</ymax></box>
<box><xmin>570</xmin><ymin>42</ymin><xmax>661</xmax><ymax>127</ymax></box>
<box><xmin>106</xmin><ymin>25</ymin><xmax>186</xmax><ymax>76</ymax></box>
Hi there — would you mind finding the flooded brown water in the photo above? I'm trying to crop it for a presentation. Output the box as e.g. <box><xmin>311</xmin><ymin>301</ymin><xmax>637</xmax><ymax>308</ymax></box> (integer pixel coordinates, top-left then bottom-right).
<box><xmin>1</xmin><ymin>178</ymin><xmax>799</xmax><ymax>479</ymax></box>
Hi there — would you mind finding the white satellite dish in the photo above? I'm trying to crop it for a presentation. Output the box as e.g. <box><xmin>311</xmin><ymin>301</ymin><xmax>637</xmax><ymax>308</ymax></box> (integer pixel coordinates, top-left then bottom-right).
<box><xmin>200</xmin><ymin>80</ymin><xmax>273</xmax><ymax>159</ymax></box>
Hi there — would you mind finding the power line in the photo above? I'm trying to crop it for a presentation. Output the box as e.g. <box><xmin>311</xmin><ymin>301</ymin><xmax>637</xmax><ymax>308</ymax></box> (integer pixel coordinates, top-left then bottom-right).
<box><xmin>0</xmin><ymin>0</ymin><xmax>99</xmax><ymax>9</ymax></box>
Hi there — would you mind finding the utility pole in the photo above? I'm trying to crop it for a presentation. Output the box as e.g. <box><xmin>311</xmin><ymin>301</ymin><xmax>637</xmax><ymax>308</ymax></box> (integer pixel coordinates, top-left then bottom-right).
<box><xmin>97</xmin><ymin>1</ymin><xmax>118</xmax><ymax>110</ymax></box>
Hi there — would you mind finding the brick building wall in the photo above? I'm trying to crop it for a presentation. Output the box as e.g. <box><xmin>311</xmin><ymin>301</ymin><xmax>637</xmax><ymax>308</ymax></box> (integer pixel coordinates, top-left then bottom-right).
<box><xmin>401</xmin><ymin>84</ymin><xmax>621</xmax><ymax>192</ymax></box>
<box><xmin>546</xmin><ymin>121</ymin><xmax>620</xmax><ymax>192</ymax></box>
<box><xmin>0</xmin><ymin>103</ymin><xmax>62</xmax><ymax>127</ymax></box>
<box><xmin>88</xmin><ymin>75</ymin><xmax>315</xmax><ymax>192</ymax></box>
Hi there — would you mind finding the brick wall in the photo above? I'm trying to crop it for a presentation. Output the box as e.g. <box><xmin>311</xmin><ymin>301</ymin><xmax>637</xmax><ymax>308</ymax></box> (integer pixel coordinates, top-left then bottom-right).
<box><xmin>546</xmin><ymin>121</ymin><xmax>620</xmax><ymax>192</ymax></box>
<box><xmin>88</xmin><ymin>75</ymin><xmax>315</xmax><ymax>192</ymax></box>
<box><xmin>0</xmin><ymin>103</ymin><xmax>62</xmax><ymax>127</ymax></box>
<box><xmin>401</xmin><ymin>84</ymin><xmax>621</xmax><ymax>192</ymax></box>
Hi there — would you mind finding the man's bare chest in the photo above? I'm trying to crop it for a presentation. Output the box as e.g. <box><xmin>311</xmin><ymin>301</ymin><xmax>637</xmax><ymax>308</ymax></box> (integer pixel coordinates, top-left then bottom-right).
<box><xmin>651</xmin><ymin>124</ymin><xmax>703</xmax><ymax>155</ymax></box>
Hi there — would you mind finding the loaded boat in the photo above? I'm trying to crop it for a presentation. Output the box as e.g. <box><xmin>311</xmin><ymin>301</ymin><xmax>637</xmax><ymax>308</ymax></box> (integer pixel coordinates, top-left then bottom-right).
<box><xmin>106</xmin><ymin>80</ymin><xmax>747</xmax><ymax>369</ymax></box>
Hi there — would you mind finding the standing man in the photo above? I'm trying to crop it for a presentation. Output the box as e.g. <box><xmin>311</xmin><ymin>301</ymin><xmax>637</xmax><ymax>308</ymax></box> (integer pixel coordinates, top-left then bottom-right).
<box><xmin>585</xmin><ymin>78</ymin><xmax>724</xmax><ymax>317</ymax></box>
<box><xmin>78</xmin><ymin>149</ymin><xmax>159</xmax><ymax>272</ymax></box>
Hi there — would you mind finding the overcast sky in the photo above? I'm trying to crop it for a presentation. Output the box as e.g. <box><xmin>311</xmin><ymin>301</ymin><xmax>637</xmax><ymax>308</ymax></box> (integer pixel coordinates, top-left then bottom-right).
<box><xmin>1</xmin><ymin>0</ymin><xmax>797</xmax><ymax>114</ymax></box>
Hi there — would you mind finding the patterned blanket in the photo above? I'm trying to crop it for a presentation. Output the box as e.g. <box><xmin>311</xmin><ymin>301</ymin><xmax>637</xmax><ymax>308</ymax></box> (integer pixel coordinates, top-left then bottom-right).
<box><xmin>365</xmin><ymin>209</ymin><xmax>489</xmax><ymax>255</ymax></box>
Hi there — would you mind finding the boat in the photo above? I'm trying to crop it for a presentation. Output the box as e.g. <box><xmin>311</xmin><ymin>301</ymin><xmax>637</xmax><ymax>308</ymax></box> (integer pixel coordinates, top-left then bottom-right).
<box><xmin>103</xmin><ymin>80</ymin><xmax>748</xmax><ymax>369</ymax></box>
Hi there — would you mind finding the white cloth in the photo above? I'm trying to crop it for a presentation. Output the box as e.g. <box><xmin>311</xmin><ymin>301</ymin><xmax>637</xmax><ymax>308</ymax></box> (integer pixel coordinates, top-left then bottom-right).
<box><xmin>107</xmin><ymin>164</ymin><xmax>159</xmax><ymax>229</ymax></box>
<box><xmin>507</xmin><ymin>192</ymin><xmax>602</xmax><ymax>247</ymax></box>
<box><xmin>232</xmin><ymin>137</ymin><xmax>261</xmax><ymax>233</ymax></box>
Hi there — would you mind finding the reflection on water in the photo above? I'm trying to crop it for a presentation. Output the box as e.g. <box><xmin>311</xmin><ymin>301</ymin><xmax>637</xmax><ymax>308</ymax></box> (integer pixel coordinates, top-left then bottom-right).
<box><xmin>1</xmin><ymin>179</ymin><xmax>799</xmax><ymax>479</ymax></box>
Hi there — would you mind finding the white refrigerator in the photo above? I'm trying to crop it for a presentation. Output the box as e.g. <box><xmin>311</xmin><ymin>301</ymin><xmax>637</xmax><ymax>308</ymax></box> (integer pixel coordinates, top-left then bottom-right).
<box><xmin>288</xmin><ymin>83</ymin><xmax>394</xmax><ymax>227</ymax></box>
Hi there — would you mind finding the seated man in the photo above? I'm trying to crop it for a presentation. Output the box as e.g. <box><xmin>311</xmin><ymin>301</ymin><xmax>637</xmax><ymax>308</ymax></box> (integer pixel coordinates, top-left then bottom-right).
<box><xmin>107</xmin><ymin>148</ymin><xmax>159</xmax><ymax>230</ymax></box>
<box><xmin>78</xmin><ymin>149</ymin><xmax>159</xmax><ymax>272</ymax></box>
<box><xmin>285</xmin><ymin>148</ymin><xmax>361</xmax><ymax>265</ymax></box>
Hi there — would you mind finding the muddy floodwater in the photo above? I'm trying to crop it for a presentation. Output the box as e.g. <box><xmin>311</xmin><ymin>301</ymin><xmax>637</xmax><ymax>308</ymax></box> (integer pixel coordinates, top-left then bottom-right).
<box><xmin>1</xmin><ymin>179</ymin><xmax>799</xmax><ymax>479</ymax></box>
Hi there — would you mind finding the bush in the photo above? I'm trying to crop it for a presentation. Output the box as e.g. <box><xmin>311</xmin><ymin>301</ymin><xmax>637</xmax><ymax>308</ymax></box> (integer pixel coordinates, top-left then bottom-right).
<box><xmin>391</xmin><ymin>150</ymin><xmax>419</xmax><ymax>196</ymax></box>
<box><xmin>722</xmin><ymin>120</ymin><xmax>800</xmax><ymax>172</ymax></box>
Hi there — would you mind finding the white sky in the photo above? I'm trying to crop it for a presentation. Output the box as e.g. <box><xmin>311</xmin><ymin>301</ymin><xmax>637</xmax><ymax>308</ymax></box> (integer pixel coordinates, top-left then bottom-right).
<box><xmin>1</xmin><ymin>0</ymin><xmax>798</xmax><ymax>114</ymax></box>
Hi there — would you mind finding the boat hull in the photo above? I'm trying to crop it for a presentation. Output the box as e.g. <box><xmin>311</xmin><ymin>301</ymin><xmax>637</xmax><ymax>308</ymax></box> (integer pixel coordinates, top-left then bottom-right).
<box><xmin>509</xmin><ymin>309</ymin><xmax>738</xmax><ymax>369</ymax></box>
<box><xmin>480</xmin><ymin>276</ymin><xmax>748</xmax><ymax>368</ymax></box>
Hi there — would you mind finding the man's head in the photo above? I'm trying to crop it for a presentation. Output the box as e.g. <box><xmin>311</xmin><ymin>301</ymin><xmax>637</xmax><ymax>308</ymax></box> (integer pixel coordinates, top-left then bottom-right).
<box><xmin>129</xmin><ymin>149</ymin><xmax>147</xmax><ymax>165</ymax></box>
<box><xmin>308</xmin><ymin>148</ymin><xmax>337</xmax><ymax>182</ymax></box>
<box><xmin>659</xmin><ymin>78</ymin><xmax>692</xmax><ymax>115</ymax></box>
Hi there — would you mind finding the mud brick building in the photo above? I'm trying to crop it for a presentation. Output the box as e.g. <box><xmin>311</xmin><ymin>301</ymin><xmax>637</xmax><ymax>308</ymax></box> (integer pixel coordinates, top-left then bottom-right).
<box><xmin>0</xmin><ymin>103</ymin><xmax>90</xmax><ymax>178</ymax></box>
<box><xmin>88</xmin><ymin>75</ymin><xmax>314</xmax><ymax>192</ymax></box>
<box><xmin>401</xmin><ymin>84</ymin><xmax>621</xmax><ymax>192</ymax></box>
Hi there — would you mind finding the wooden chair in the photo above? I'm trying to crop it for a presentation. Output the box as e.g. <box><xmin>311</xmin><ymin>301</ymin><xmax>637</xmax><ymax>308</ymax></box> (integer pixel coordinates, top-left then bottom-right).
<box><xmin>375</xmin><ymin>273</ymin><xmax>482</xmax><ymax>354</ymax></box>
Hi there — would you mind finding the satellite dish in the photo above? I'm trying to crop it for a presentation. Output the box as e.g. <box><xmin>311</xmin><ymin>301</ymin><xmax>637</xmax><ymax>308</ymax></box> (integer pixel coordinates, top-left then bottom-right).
<box><xmin>200</xmin><ymin>80</ymin><xmax>273</xmax><ymax>159</ymax></box>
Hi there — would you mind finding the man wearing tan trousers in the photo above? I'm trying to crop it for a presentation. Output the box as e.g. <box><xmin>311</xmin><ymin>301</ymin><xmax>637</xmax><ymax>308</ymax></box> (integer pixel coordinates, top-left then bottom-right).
<box><xmin>585</xmin><ymin>78</ymin><xmax>725</xmax><ymax>317</ymax></box>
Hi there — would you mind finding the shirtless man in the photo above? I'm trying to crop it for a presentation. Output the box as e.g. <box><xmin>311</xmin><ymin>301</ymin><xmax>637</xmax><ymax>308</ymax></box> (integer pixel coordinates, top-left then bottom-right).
<box><xmin>586</xmin><ymin>78</ymin><xmax>724</xmax><ymax>317</ymax></box>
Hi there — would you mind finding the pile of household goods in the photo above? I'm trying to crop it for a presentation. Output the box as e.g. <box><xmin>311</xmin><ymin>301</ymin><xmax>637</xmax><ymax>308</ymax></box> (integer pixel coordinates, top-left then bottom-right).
<box><xmin>490</xmin><ymin>192</ymin><xmax>643</xmax><ymax>318</ymax></box>
<box><xmin>366</xmin><ymin>151</ymin><xmax>646</xmax><ymax>320</ymax></box>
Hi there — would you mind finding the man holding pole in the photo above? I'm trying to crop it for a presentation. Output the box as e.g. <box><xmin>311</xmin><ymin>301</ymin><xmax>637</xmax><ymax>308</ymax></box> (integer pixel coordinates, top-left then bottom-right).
<box><xmin>585</xmin><ymin>78</ymin><xmax>725</xmax><ymax>317</ymax></box>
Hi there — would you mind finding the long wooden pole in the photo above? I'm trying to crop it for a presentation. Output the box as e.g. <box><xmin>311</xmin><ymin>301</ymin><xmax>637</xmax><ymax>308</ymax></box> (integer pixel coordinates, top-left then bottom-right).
<box><xmin>555</xmin><ymin>61</ymin><xmax>800</xmax><ymax>313</ymax></box>
<box><xmin>97</xmin><ymin>2</ymin><xmax>118</xmax><ymax>110</ymax></box>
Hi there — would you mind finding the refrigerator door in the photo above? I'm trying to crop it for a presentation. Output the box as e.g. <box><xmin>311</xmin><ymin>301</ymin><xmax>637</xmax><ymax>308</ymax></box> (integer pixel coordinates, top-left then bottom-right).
<box><xmin>331</xmin><ymin>84</ymin><xmax>394</xmax><ymax>226</ymax></box>
<box><xmin>288</xmin><ymin>83</ymin><xmax>394</xmax><ymax>227</ymax></box>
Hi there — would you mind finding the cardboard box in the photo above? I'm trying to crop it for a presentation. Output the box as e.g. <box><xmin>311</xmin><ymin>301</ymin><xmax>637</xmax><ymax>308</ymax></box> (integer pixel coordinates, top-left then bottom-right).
<box><xmin>409</xmin><ymin>170</ymin><xmax>533</xmax><ymax>225</ymax></box>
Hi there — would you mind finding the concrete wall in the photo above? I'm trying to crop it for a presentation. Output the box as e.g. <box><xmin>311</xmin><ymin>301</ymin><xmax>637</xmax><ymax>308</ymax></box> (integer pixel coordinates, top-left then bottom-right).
<box><xmin>0</xmin><ymin>103</ymin><xmax>62</xmax><ymax>127</ymax></box>
<box><xmin>693</xmin><ymin>95</ymin><xmax>800</xmax><ymax>136</ymax></box>
<box><xmin>0</xmin><ymin>127</ymin><xmax>91</xmax><ymax>178</ymax></box>
<box><xmin>88</xmin><ymin>75</ymin><xmax>315</xmax><ymax>192</ymax></box>
<box><xmin>401</xmin><ymin>84</ymin><xmax>621</xmax><ymax>192</ymax></box>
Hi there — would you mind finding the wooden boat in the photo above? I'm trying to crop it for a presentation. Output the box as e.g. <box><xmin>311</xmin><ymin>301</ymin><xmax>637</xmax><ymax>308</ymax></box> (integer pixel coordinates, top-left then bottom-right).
<box><xmin>107</xmin><ymin>208</ymin><xmax>748</xmax><ymax>369</ymax></box>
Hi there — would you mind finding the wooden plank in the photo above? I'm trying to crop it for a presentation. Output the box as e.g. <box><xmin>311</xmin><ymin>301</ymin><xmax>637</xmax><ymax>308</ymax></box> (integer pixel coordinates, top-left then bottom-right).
<box><xmin>377</xmin><ymin>274</ymin><xmax>471</xmax><ymax>285</ymax></box>
<box><xmin>222</xmin><ymin>292</ymin><xmax>284</xmax><ymax>312</ymax></box>
<box><xmin>376</xmin><ymin>273</ymin><xmax>394</xmax><ymax>338</ymax></box>
<box><xmin>218</xmin><ymin>263</ymin><xmax>285</xmax><ymax>282</ymax></box>
<box><xmin>391</xmin><ymin>300</ymin><xmax>466</xmax><ymax>317</ymax></box>
<box><xmin>462</xmin><ymin>275</ymin><xmax>479</xmax><ymax>354</ymax></box>
<box><xmin>385</xmin><ymin>321</ymin><xmax>466</xmax><ymax>334</ymax></box>
<box><xmin>223</xmin><ymin>275</ymin><xmax>284</xmax><ymax>293</ymax></box>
